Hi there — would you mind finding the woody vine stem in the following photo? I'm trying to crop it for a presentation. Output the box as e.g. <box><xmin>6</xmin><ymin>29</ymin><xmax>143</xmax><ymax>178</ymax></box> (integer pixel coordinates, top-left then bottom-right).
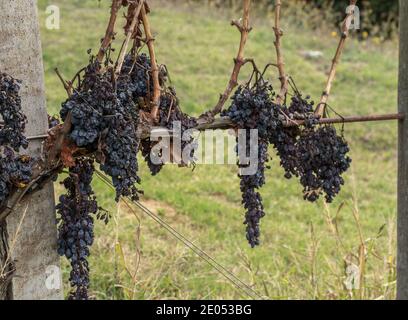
<box><xmin>273</xmin><ymin>0</ymin><xmax>288</xmax><ymax>105</ymax></box>
<box><xmin>315</xmin><ymin>0</ymin><xmax>358</xmax><ymax>117</ymax></box>
<box><xmin>199</xmin><ymin>0</ymin><xmax>252</xmax><ymax>121</ymax></box>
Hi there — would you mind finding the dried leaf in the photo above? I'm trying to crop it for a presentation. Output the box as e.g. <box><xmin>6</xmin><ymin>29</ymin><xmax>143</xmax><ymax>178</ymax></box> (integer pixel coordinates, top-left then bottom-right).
<box><xmin>60</xmin><ymin>139</ymin><xmax>79</xmax><ymax>168</ymax></box>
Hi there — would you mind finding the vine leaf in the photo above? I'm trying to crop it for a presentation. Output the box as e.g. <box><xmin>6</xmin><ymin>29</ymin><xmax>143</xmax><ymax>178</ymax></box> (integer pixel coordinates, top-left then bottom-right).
<box><xmin>60</xmin><ymin>140</ymin><xmax>79</xmax><ymax>168</ymax></box>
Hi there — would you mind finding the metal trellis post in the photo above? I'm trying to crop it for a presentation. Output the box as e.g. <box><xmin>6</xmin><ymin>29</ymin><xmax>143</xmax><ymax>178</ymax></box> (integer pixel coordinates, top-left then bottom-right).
<box><xmin>398</xmin><ymin>0</ymin><xmax>408</xmax><ymax>301</ymax></box>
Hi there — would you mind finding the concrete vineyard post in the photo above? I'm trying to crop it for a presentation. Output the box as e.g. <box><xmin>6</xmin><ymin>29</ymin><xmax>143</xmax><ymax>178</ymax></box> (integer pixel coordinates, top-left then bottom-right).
<box><xmin>0</xmin><ymin>0</ymin><xmax>63</xmax><ymax>300</ymax></box>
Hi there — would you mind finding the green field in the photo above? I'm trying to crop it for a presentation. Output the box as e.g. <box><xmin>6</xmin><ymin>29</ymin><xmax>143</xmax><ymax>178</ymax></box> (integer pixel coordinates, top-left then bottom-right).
<box><xmin>37</xmin><ymin>0</ymin><xmax>398</xmax><ymax>299</ymax></box>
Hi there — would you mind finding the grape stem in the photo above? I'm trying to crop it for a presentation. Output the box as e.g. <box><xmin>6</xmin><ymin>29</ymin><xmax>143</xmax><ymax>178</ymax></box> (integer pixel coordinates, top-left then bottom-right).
<box><xmin>140</xmin><ymin>2</ymin><xmax>161</xmax><ymax>124</ymax></box>
<box><xmin>198</xmin><ymin>0</ymin><xmax>252</xmax><ymax>122</ymax></box>
<box><xmin>115</xmin><ymin>0</ymin><xmax>145</xmax><ymax>78</ymax></box>
<box><xmin>315</xmin><ymin>0</ymin><xmax>358</xmax><ymax>117</ymax></box>
<box><xmin>0</xmin><ymin>164</ymin><xmax>63</xmax><ymax>223</ymax></box>
<box><xmin>273</xmin><ymin>0</ymin><xmax>288</xmax><ymax>105</ymax></box>
<box><xmin>96</xmin><ymin>0</ymin><xmax>123</xmax><ymax>64</ymax></box>
<box><xmin>54</xmin><ymin>68</ymin><xmax>73</xmax><ymax>97</ymax></box>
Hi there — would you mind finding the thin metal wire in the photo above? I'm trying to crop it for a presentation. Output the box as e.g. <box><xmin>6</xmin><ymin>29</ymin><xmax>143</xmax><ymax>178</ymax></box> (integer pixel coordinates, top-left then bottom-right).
<box><xmin>94</xmin><ymin>170</ymin><xmax>266</xmax><ymax>300</ymax></box>
<box><xmin>27</xmin><ymin>134</ymin><xmax>48</xmax><ymax>141</ymax></box>
<box><xmin>324</xmin><ymin>103</ymin><xmax>346</xmax><ymax>134</ymax></box>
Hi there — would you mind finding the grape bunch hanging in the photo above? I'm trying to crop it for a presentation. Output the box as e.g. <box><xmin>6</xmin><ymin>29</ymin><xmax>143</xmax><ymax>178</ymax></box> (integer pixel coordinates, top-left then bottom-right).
<box><xmin>222</xmin><ymin>75</ymin><xmax>351</xmax><ymax>247</ymax></box>
<box><xmin>0</xmin><ymin>73</ymin><xmax>33</xmax><ymax>207</ymax></box>
<box><xmin>56</xmin><ymin>159</ymin><xmax>99</xmax><ymax>300</ymax></box>
<box><xmin>0</xmin><ymin>0</ymin><xmax>359</xmax><ymax>300</ymax></box>
<box><xmin>52</xmin><ymin>1</ymin><xmax>197</xmax><ymax>298</ymax></box>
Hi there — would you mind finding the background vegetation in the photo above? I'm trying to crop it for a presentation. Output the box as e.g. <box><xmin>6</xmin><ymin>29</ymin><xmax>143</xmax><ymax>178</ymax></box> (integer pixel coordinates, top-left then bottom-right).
<box><xmin>38</xmin><ymin>0</ymin><xmax>398</xmax><ymax>299</ymax></box>
<box><xmin>192</xmin><ymin>0</ymin><xmax>399</xmax><ymax>38</ymax></box>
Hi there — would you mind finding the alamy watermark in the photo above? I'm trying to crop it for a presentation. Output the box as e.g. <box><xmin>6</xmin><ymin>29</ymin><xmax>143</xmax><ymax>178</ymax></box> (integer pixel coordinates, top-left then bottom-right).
<box><xmin>148</xmin><ymin>121</ymin><xmax>260</xmax><ymax>176</ymax></box>
<box><xmin>45</xmin><ymin>5</ymin><xmax>60</xmax><ymax>30</ymax></box>
<box><xmin>45</xmin><ymin>265</ymin><xmax>62</xmax><ymax>290</ymax></box>
<box><xmin>344</xmin><ymin>263</ymin><xmax>361</xmax><ymax>290</ymax></box>
<box><xmin>345</xmin><ymin>4</ymin><xmax>360</xmax><ymax>30</ymax></box>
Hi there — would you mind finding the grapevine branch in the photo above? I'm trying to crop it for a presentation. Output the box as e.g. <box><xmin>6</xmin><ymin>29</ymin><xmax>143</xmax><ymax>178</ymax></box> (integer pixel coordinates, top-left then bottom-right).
<box><xmin>0</xmin><ymin>169</ymin><xmax>46</xmax><ymax>223</ymax></box>
<box><xmin>96</xmin><ymin>0</ymin><xmax>123</xmax><ymax>64</ymax></box>
<box><xmin>193</xmin><ymin>113</ymin><xmax>404</xmax><ymax>131</ymax></box>
<box><xmin>55</xmin><ymin>68</ymin><xmax>72</xmax><ymax>97</ymax></box>
<box><xmin>141</xmin><ymin>2</ymin><xmax>161</xmax><ymax>123</ymax></box>
<box><xmin>315</xmin><ymin>0</ymin><xmax>358</xmax><ymax>117</ymax></box>
<box><xmin>273</xmin><ymin>0</ymin><xmax>288</xmax><ymax>105</ymax></box>
<box><xmin>199</xmin><ymin>0</ymin><xmax>252</xmax><ymax>121</ymax></box>
<box><xmin>115</xmin><ymin>0</ymin><xmax>144</xmax><ymax>77</ymax></box>
<box><xmin>0</xmin><ymin>110</ymin><xmax>403</xmax><ymax>222</ymax></box>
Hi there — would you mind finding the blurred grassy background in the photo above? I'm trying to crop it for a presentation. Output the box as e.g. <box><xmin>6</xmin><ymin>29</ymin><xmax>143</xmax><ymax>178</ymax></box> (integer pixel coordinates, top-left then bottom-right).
<box><xmin>191</xmin><ymin>0</ymin><xmax>399</xmax><ymax>39</ymax></box>
<box><xmin>37</xmin><ymin>0</ymin><xmax>398</xmax><ymax>299</ymax></box>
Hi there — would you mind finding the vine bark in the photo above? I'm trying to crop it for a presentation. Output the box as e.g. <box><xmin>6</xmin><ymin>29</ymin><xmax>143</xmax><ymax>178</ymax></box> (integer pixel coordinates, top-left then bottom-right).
<box><xmin>199</xmin><ymin>0</ymin><xmax>252</xmax><ymax>121</ymax></box>
<box><xmin>273</xmin><ymin>0</ymin><xmax>288</xmax><ymax>105</ymax></box>
<box><xmin>315</xmin><ymin>0</ymin><xmax>358</xmax><ymax>117</ymax></box>
<box><xmin>97</xmin><ymin>0</ymin><xmax>123</xmax><ymax>64</ymax></box>
<box><xmin>141</xmin><ymin>2</ymin><xmax>161</xmax><ymax>123</ymax></box>
<box><xmin>115</xmin><ymin>0</ymin><xmax>144</xmax><ymax>77</ymax></box>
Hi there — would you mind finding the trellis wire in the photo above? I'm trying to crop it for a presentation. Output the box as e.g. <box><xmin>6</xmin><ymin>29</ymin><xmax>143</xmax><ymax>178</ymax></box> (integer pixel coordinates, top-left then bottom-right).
<box><xmin>94</xmin><ymin>170</ymin><xmax>265</xmax><ymax>300</ymax></box>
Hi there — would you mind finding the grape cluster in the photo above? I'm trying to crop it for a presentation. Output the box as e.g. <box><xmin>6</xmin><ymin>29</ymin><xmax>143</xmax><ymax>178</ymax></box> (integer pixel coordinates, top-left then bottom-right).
<box><xmin>100</xmin><ymin>114</ymin><xmax>142</xmax><ymax>201</ymax></box>
<box><xmin>239</xmin><ymin>138</ymin><xmax>269</xmax><ymax>247</ymax></box>
<box><xmin>140</xmin><ymin>92</ymin><xmax>198</xmax><ymax>175</ymax></box>
<box><xmin>288</xmin><ymin>95</ymin><xmax>319</xmax><ymax>128</ymax></box>
<box><xmin>159</xmin><ymin>90</ymin><xmax>198</xmax><ymax>165</ymax></box>
<box><xmin>222</xmin><ymin>79</ymin><xmax>351</xmax><ymax>247</ymax></box>
<box><xmin>122</xmin><ymin>54</ymin><xmax>166</xmax><ymax>176</ymax></box>
<box><xmin>140</xmin><ymin>138</ymin><xmax>164</xmax><ymax>176</ymax></box>
<box><xmin>133</xmin><ymin>68</ymin><xmax>198</xmax><ymax>175</ymax></box>
<box><xmin>60</xmin><ymin>58</ymin><xmax>142</xmax><ymax>201</ymax></box>
<box><xmin>0</xmin><ymin>148</ymin><xmax>33</xmax><ymax>205</ymax></box>
<box><xmin>56</xmin><ymin>158</ymin><xmax>98</xmax><ymax>300</ymax></box>
<box><xmin>60</xmin><ymin>62</ymin><xmax>108</xmax><ymax>147</ymax></box>
<box><xmin>296</xmin><ymin>126</ymin><xmax>351</xmax><ymax>203</ymax></box>
<box><xmin>121</xmin><ymin>53</ymin><xmax>152</xmax><ymax>100</ymax></box>
<box><xmin>48</xmin><ymin>115</ymin><xmax>61</xmax><ymax>129</ymax></box>
<box><xmin>222</xmin><ymin>85</ymin><xmax>307</xmax><ymax>172</ymax></box>
<box><xmin>56</xmin><ymin>53</ymin><xmax>165</xmax><ymax>297</ymax></box>
<box><xmin>0</xmin><ymin>73</ymin><xmax>28</xmax><ymax>151</ymax></box>
<box><xmin>223</xmin><ymin>84</ymin><xmax>279</xmax><ymax>136</ymax></box>
<box><xmin>0</xmin><ymin>73</ymin><xmax>32</xmax><ymax>207</ymax></box>
<box><xmin>123</xmin><ymin>55</ymin><xmax>197</xmax><ymax>175</ymax></box>
<box><xmin>272</xmin><ymin>96</ymin><xmax>314</xmax><ymax>179</ymax></box>
<box><xmin>222</xmin><ymin>84</ymin><xmax>275</xmax><ymax>246</ymax></box>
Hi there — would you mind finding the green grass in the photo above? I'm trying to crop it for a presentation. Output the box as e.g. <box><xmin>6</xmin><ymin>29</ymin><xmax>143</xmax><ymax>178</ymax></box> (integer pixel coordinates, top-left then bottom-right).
<box><xmin>37</xmin><ymin>0</ymin><xmax>398</xmax><ymax>299</ymax></box>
